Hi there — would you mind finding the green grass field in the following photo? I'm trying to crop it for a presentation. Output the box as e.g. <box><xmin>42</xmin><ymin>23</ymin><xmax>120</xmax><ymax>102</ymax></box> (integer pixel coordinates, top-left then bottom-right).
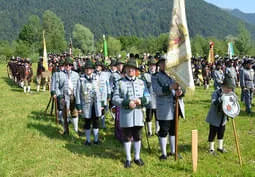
<box><xmin>0</xmin><ymin>63</ymin><xmax>255</xmax><ymax>177</ymax></box>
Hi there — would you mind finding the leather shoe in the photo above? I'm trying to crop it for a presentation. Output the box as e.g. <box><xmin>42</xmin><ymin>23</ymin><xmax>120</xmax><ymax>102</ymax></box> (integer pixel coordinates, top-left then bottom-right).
<box><xmin>124</xmin><ymin>160</ymin><xmax>131</xmax><ymax>168</ymax></box>
<box><xmin>159</xmin><ymin>155</ymin><xmax>167</xmax><ymax>160</ymax></box>
<box><xmin>62</xmin><ymin>131</ymin><xmax>69</xmax><ymax>136</ymax></box>
<box><xmin>94</xmin><ymin>140</ymin><xmax>100</xmax><ymax>145</ymax></box>
<box><xmin>134</xmin><ymin>159</ymin><xmax>144</xmax><ymax>166</ymax></box>
<box><xmin>167</xmin><ymin>152</ymin><xmax>175</xmax><ymax>156</ymax></box>
<box><xmin>217</xmin><ymin>148</ymin><xmax>227</xmax><ymax>153</ymax></box>
<box><xmin>209</xmin><ymin>149</ymin><xmax>217</xmax><ymax>156</ymax></box>
<box><xmin>84</xmin><ymin>141</ymin><xmax>91</xmax><ymax>146</ymax></box>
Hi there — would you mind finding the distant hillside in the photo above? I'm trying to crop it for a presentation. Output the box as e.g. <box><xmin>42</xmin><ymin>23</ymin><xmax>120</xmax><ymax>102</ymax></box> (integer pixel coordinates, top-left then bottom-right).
<box><xmin>228</xmin><ymin>9</ymin><xmax>255</xmax><ymax>25</ymax></box>
<box><xmin>1</xmin><ymin>0</ymin><xmax>255</xmax><ymax>41</ymax></box>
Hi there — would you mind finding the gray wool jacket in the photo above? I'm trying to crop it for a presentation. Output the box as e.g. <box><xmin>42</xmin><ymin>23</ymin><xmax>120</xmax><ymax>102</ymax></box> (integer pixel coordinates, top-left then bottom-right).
<box><xmin>112</xmin><ymin>76</ymin><xmax>150</xmax><ymax>128</ymax></box>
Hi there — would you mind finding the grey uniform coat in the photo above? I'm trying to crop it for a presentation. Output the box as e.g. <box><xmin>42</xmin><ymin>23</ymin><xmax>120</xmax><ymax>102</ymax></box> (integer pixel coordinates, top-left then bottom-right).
<box><xmin>112</xmin><ymin>76</ymin><xmax>150</xmax><ymax>128</ymax></box>
<box><xmin>55</xmin><ymin>71</ymin><xmax>67</xmax><ymax>97</ymax></box>
<box><xmin>206</xmin><ymin>88</ymin><xmax>231</xmax><ymax>127</ymax></box>
<box><xmin>96</xmin><ymin>71</ymin><xmax>111</xmax><ymax>107</ymax></box>
<box><xmin>141</xmin><ymin>72</ymin><xmax>157</xmax><ymax>109</ymax></box>
<box><xmin>110</xmin><ymin>71</ymin><xmax>122</xmax><ymax>93</ymax></box>
<box><xmin>240</xmin><ymin>68</ymin><xmax>255</xmax><ymax>89</ymax></box>
<box><xmin>225</xmin><ymin>66</ymin><xmax>237</xmax><ymax>86</ymax></box>
<box><xmin>76</xmin><ymin>73</ymin><xmax>102</xmax><ymax>118</ymax></box>
<box><xmin>61</xmin><ymin>70</ymin><xmax>80</xmax><ymax>109</ymax></box>
<box><xmin>152</xmin><ymin>71</ymin><xmax>185</xmax><ymax>121</ymax></box>
<box><xmin>213</xmin><ymin>69</ymin><xmax>224</xmax><ymax>90</ymax></box>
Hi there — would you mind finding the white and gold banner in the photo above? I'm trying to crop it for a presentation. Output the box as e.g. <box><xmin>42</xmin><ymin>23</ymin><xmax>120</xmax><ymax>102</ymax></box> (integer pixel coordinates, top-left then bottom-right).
<box><xmin>43</xmin><ymin>30</ymin><xmax>48</xmax><ymax>71</ymax></box>
<box><xmin>166</xmin><ymin>0</ymin><xmax>195</xmax><ymax>92</ymax></box>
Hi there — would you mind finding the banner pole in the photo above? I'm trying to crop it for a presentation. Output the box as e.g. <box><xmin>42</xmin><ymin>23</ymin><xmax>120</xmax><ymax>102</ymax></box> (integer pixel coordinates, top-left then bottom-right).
<box><xmin>175</xmin><ymin>96</ymin><xmax>179</xmax><ymax>161</ymax></box>
<box><xmin>232</xmin><ymin>119</ymin><xmax>242</xmax><ymax>166</ymax></box>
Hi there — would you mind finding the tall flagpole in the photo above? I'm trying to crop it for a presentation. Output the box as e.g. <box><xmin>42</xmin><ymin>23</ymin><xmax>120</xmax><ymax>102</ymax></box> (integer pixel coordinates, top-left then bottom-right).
<box><xmin>166</xmin><ymin>0</ymin><xmax>195</xmax><ymax>161</ymax></box>
<box><xmin>69</xmin><ymin>37</ymin><xmax>73</xmax><ymax>56</ymax></box>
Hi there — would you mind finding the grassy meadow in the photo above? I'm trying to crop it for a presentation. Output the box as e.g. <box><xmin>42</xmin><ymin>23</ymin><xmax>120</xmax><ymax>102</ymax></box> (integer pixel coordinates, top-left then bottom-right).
<box><xmin>0</xmin><ymin>63</ymin><xmax>255</xmax><ymax>177</ymax></box>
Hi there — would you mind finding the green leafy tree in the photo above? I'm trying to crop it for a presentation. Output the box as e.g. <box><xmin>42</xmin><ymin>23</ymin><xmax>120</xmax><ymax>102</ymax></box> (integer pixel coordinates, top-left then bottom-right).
<box><xmin>0</xmin><ymin>40</ymin><xmax>13</xmax><ymax>60</ymax></box>
<box><xmin>18</xmin><ymin>15</ymin><xmax>42</xmax><ymax>46</ymax></box>
<box><xmin>107</xmin><ymin>36</ymin><xmax>121</xmax><ymax>56</ymax></box>
<box><xmin>13</xmin><ymin>40</ymin><xmax>30</xmax><ymax>57</ymax></box>
<box><xmin>191</xmin><ymin>35</ymin><xmax>207</xmax><ymax>57</ymax></box>
<box><xmin>235</xmin><ymin>23</ymin><xmax>252</xmax><ymax>55</ymax></box>
<box><xmin>42</xmin><ymin>10</ymin><xmax>67</xmax><ymax>53</ymax></box>
<box><xmin>72</xmin><ymin>24</ymin><xmax>94</xmax><ymax>54</ymax></box>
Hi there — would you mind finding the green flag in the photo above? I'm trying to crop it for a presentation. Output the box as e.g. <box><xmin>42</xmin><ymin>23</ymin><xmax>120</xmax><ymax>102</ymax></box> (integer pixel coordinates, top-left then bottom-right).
<box><xmin>103</xmin><ymin>34</ymin><xmax>108</xmax><ymax>57</ymax></box>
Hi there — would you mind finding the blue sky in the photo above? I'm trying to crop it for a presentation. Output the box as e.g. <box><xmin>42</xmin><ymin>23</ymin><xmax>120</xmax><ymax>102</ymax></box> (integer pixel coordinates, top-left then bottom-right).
<box><xmin>204</xmin><ymin>0</ymin><xmax>255</xmax><ymax>13</ymax></box>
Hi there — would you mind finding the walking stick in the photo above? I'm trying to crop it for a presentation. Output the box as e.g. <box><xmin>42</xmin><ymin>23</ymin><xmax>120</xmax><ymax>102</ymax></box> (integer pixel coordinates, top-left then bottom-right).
<box><xmin>175</xmin><ymin>96</ymin><xmax>179</xmax><ymax>161</ymax></box>
<box><xmin>232</xmin><ymin>119</ymin><xmax>242</xmax><ymax>166</ymax></box>
<box><xmin>44</xmin><ymin>96</ymin><xmax>52</xmax><ymax>115</ymax></box>
<box><xmin>53</xmin><ymin>97</ymin><xmax>58</xmax><ymax>124</ymax></box>
<box><xmin>63</xmin><ymin>102</ymin><xmax>69</xmax><ymax>135</ymax></box>
<box><xmin>50</xmin><ymin>96</ymin><xmax>54</xmax><ymax>115</ymax></box>
<box><xmin>143</xmin><ymin>120</ymin><xmax>151</xmax><ymax>153</ymax></box>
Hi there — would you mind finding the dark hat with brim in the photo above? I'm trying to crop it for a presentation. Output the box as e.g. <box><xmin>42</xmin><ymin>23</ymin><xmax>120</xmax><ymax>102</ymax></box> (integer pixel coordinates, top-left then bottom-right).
<box><xmin>148</xmin><ymin>58</ymin><xmax>157</xmax><ymax>65</ymax></box>
<box><xmin>84</xmin><ymin>60</ymin><xmax>94</xmax><ymax>69</ymax></box>
<box><xmin>222</xmin><ymin>75</ymin><xmax>235</xmax><ymax>89</ymax></box>
<box><xmin>110</xmin><ymin>59</ymin><xmax>117</xmax><ymax>66</ymax></box>
<box><xmin>59</xmin><ymin>59</ymin><xmax>65</xmax><ymax>66</ymax></box>
<box><xmin>65</xmin><ymin>57</ymin><xmax>73</xmax><ymax>65</ymax></box>
<box><xmin>95</xmin><ymin>60</ymin><xmax>104</xmax><ymax>67</ymax></box>
<box><xmin>247</xmin><ymin>59</ymin><xmax>255</xmax><ymax>64</ymax></box>
<box><xmin>125</xmin><ymin>59</ymin><xmax>138</xmax><ymax>69</ymax></box>
<box><xmin>157</xmin><ymin>55</ymin><xmax>166</xmax><ymax>64</ymax></box>
<box><xmin>117</xmin><ymin>58</ymin><xmax>126</xmax><ymax>65</ymax></box>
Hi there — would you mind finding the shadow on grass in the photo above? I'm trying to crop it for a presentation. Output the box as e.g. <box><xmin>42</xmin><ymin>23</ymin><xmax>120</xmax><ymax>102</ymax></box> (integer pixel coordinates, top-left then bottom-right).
<box><xmin>2</xmin><ymin>76</ymin><xmax>37</xmax><ymax>93</ymax></box>
<box><xmin>28</xmin><ymin>110</ymin><xmax>124</xmax><ymax>161</ymax></box>
<box><xmin>2</xmin><ymin>76</ymin><xmax>24</xmax><ymax>93</ymax></box>
<box><xmin>29</xmin><ymin>110</ymin><xmax>56</xmax><ymax>123</ymax></box>
<box><xmin>2</xmin><ymin>76</ymin><xmax>16</xmax><ymax>87</ymax></box>
<box><xmin>65</xmin><ymin>130</ymin><xmax>123</xmax><ymax>161</ymax></box>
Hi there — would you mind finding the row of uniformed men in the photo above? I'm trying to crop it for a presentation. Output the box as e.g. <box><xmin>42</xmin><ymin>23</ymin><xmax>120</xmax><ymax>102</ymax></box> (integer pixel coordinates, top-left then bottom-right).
<box><xmin>50</xmin><ymin>56</ymin><xmax>185</xmax><ymax>168</ymax></box>
<box><xmin>7</xmin><ymin>57</ymin><xmax>33</xmax><ymax>93</ymax></box>
<box><xmin>212</xmin><ymin>58</ymin><xmax>255</xmax><ymax>114</ymax></box>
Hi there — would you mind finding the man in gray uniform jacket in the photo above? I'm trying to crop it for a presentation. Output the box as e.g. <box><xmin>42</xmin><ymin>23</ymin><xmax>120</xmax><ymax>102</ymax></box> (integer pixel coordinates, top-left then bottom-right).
<box><xmin>95</xmin><ymin>60</ymin><xmax>111</xmax><ymax>129</ymax></box>
<box><xmin>239</xmin><ymin>59</ymin><xmax>255</xmax><ymax>114</ymax></box>
<box><xmin>142</xmin><ymin>57</ymin><xmax>159</xmax><ymax>136</ymax></box>
<box><xmin>56</xmin><ymin>57</ymin><xmax>80</xmax><ymax>134</ymax></box>
<box><xmin>152</xmin><ymin>56</ymin><xmax>185</xmax><ymax>160</ymax></box>
<box><xmin>76</xmin><ymin>60</ymin><xmax>102</xmax><ymax>145</ymax></box>
<box><xmin>51</xmin><ymin>59</ymin><xmax>65</xmax><ymax>123</ymax></box>
<box><xmin>112</xmin><ymin>59</ymin><xmax>150</xmax><ymax>168</ymax></box>
<box><xmin>213</xmin><ymin>62</ymin><xmax>224</xmax><ymax>90</ymax></box>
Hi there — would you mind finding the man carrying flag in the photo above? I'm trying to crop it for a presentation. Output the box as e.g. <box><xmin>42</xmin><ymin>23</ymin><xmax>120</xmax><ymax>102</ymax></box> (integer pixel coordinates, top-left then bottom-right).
<box><xmin>152</xmin><ymin>56</ymin><xmax>185</xmax><ymax>160</ymax></box>
<box><xmin>153</xmin><ymin>0</ymin><xmax>194</xmax><ymax>160</ymax></box>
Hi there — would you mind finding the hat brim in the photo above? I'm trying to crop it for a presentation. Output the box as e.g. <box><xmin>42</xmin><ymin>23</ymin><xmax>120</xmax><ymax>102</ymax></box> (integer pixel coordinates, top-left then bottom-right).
<box><xmin>125</xmin><ymin>64</ymin><xmax>138</xmax><ymax>69</ymax></box>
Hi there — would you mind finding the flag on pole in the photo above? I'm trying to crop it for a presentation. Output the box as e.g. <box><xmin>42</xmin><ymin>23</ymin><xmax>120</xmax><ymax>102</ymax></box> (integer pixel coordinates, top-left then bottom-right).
<box><xmin>42</xmin><ymin>30</ymin><xmax>48</xmax><ymax>71</ymax></box>
<box><xmin>103</xmin><ymin>34</ymin><xmax>111</xmax><ymax>65</ymax></box>
<box><xmin>165</xmin><ymin>0</ymin><xmax>195</xmax><ymax>92</ymax></box>
<box><xmin>69</xmin><ymin>37</ymin><xmax>73</xmax><ymax>56</ymax></box>
<box><xmin>103</xmin><ymin>34</ymin><xmax>108</xmax><ymax>58</ymax></box>
<box><xmin>228</xmin><ymin>42</ymin><xmax>234</xmax><ymax>59</ymax></box>
<box><xmin>208</xmin><ymin>41</ymin><xmax>215</xmax><ymax>63</ymax></box>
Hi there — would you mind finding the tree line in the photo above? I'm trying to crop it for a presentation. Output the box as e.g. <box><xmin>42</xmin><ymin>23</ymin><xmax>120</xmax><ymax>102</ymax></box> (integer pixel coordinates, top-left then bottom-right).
<box><xmin>0</xmin><ymin>10</ymin><xmax>254</xmax><ymax>63</ymax></box>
